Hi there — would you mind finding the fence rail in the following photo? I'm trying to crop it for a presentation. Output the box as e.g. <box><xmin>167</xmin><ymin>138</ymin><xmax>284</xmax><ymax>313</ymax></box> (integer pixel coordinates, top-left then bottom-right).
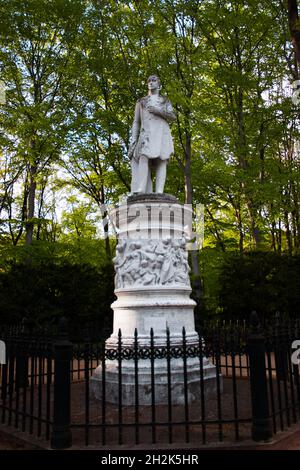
<box><xmin>0</xmin><ymin>314</ymin><xmax>300</xmax><ymax>448</ymax></box>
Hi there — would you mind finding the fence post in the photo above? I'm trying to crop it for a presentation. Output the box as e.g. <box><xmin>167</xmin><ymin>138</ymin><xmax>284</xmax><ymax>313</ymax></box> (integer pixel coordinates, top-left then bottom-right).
<box><xmin>248</xmin><ymin>311</ymin><xmax>273</xmax><ymax>442</ymax></box>
<box><xmin>50</xmin><ymin>318</ymin><xmax>72</xmax><ymax>449</ymax></box>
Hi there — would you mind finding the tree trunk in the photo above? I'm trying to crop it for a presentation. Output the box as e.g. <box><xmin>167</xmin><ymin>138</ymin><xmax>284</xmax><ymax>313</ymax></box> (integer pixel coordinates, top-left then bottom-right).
<box><xmin>236</xmin><ymin>206</ymin><xmax>244</xmax><ymax>253</ymax></box>
<box><xmin>36</xmin><ymin>178</ymin><xmax>47</xmax><ymax>241</ymax></box>
<box><xmin>271</xmin><ymin>221</ymin><xmax>276</xmax><ymax>252</ymax></box>
<box><xmin>99</xmin><ymin>165</ymin><xmax>111</xmax><ymax>260</ymax></box>
<box><xmin>291</xmin><ymin>183</ymin><xmax>300</xmax><ymax>251</ymax></box>
<box><xmin>206</xmin><ymin>207</ymin><xmax>226</xmax><ymax>253</ymax></box>
<box><xmin>277</xmin><ymin>217</ymin><xmax>282</xmax><ymax>254</ymax></box>
<box><xmin>284</xmin><ymin>211</ymin><xmax>293</xmax><ymax>255</ymax></box>
<box><xmin>236</xmin><ymin>86</ymin><xmax>261</xmax><ymax>248</ymax></box>
<box><xmin>288</xmin><ymin>0</ymin><xmax>300</xmax><ymax>75</ymax></box>
<box><xmin>183</xmin><ymin>129</ymin><xmax>202</xmax><ymax>312</ymax></box>
<box><xmin>99</xmin><ymin>201</ymin><xmax>111</xmax><ymax>259</ymax></box>
<box><xmin>228</xmin><ymin>194</ymin><xmax>244</xmax><ymax>253</ymax></box>
<box><xmin>184</xmin><ymin>132</ymin><xmax>193</xmax><ymax>205</ymax></box>
<box><xmin>25</xmin><ymin>164</ymin><xmax>37</xmax><ymax>246</ymax></box>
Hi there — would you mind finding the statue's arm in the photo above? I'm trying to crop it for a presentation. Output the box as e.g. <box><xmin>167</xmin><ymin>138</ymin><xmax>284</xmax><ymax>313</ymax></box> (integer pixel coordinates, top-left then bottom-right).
<box><xmin>128</xmin><ymin>101</ymin><xmax>141</xmax><ymax>158</ymax></box>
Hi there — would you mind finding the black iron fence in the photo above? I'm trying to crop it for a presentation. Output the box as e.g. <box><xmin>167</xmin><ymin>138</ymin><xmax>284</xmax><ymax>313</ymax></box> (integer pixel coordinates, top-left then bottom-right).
<box><xmin>0</xmin><ymin>313</ymin><xmax>300</xmax><ymax>449</ymax></box>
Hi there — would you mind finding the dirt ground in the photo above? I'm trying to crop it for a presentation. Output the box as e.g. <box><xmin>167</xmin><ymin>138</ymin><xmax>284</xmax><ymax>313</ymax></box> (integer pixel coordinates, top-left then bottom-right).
<box><xmin>0</xmin><ymin>359</ymin><xmax>299</xmax><ymax>450</ymax></box>
<box><xmin>258</xmin><ymin>429</ymin><xmax>300</xmax><ymax>450</ymax></box>
<box><xmin>0</xmin><ymin>431</ymin><xmax>36</xmax><ymax>450</ymax></box>
<box><xmin>69</xmin><ymin>376</ymin><xmax>253</xmax><ymax>447</ymax></box>
<box><xmin>1</xmin><ymin>429</ymin><xmax>300</xmax><ymax>451</ymax></box>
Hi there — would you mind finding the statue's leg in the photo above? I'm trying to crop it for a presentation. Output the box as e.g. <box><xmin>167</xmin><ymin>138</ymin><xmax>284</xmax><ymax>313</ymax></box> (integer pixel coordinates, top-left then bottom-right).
<box><xmin>137</xmin><ymin>155</ymin><xmax>150</xmax><ymax>193</ymax></box>
<box><xmin>155</xmin><ymin>159</ymin><xmax>167</xmax><ymax>193</ymax></box>
<box><xmin>131</xmin><ymin>158</ymin><xmax>139</xmax><ymax>193</ymax></box>
<box><xmin>146</xmin><ymin>162</ymin><xmax>153</xmax><ymax>193</ymax></box>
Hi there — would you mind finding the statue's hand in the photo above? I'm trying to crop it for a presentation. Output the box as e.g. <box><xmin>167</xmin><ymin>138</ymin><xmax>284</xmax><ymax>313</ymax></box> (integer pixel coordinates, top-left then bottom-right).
<box><xmin>147</xmin><ymin>104</ymin><xmax>175</xmax><ymax>122</ymax></box>
<box><xmin>147</xmin><ymin>105</ymin><xmax>160</xmax><ymax>115</ymax></box>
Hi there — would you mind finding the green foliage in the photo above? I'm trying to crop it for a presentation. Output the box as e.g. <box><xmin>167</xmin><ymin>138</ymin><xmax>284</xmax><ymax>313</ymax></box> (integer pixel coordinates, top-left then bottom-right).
<box><xmin>218</xmin><ymin>252</ymin><xmax>300</xmax><ymax>319</ymax></box>
<box><xmin>1</xmin><ymin>1</ymin><xmax>300</xmax><ymax>323</ymax></box>
<box><xmin>0</xmin><ymin>237</ymin><xmax>114</xmax><ymax>270</ymax></box>
<box><xmin>0</xmin><ymin>261</ymin><xmax>114</xmax><ymax>329</ymax></box>
<box><xmin>198</xmin><ymin>247</ymin><xmax>228</xmax><ymax>316</ymax></box>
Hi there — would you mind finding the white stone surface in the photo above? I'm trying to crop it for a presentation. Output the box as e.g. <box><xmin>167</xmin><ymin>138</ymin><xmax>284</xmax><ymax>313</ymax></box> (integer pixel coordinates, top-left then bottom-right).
<box><xmin>129</xmin><ymin>75</ymin><xmax>176</xmax><ymax>194</ymax></box>
<box><xmin>91</xmin><ymin>357</ymin><xmax>217</xmax><ymax>406</ymax></box>
<box><xmin>91</xmin><ymin>195</ymin><xmax>218</xmax><ymax>405</ymax></box>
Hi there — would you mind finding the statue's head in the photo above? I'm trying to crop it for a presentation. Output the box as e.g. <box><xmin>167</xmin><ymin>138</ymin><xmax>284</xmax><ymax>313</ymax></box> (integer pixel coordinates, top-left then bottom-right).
<box><xmin>147</xmin><ymin>75</ymin><xmax>161</xmax><ymax>91</ymax></box>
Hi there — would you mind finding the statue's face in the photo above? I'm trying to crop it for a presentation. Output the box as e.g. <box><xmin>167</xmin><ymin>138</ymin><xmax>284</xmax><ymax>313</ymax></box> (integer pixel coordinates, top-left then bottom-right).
<box><xmin>147</xmin><ymin>76</ymin><xmax>160</xmax><ymax>92</ymax></box>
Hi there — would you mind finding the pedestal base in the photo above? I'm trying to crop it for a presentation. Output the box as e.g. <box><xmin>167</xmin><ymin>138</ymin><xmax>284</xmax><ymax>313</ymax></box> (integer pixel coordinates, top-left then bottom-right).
<box><xmin>91</xmin><ymin>194</ymin><xmax>220</xmax><ymax>405</ymax></box>
<box><xmin>90</xmin><ymin>356</ymin><xmax>218</xmax><ymax>405</ymax></box>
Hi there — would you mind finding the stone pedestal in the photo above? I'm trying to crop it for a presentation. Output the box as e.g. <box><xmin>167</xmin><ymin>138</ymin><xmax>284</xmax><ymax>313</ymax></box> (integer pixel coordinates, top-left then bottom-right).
<box><xmin>91</xmin><ymin>194</ymin><xmax>217</xmax><ymax>404</ymax></box>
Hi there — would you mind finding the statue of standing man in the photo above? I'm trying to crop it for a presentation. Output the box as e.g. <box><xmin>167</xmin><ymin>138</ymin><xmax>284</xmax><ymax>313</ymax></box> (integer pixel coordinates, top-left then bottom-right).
<box><xmin>129</xmin><ymin>75</ymin><xmax>176</xmax><ymax>194</ymax></box>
